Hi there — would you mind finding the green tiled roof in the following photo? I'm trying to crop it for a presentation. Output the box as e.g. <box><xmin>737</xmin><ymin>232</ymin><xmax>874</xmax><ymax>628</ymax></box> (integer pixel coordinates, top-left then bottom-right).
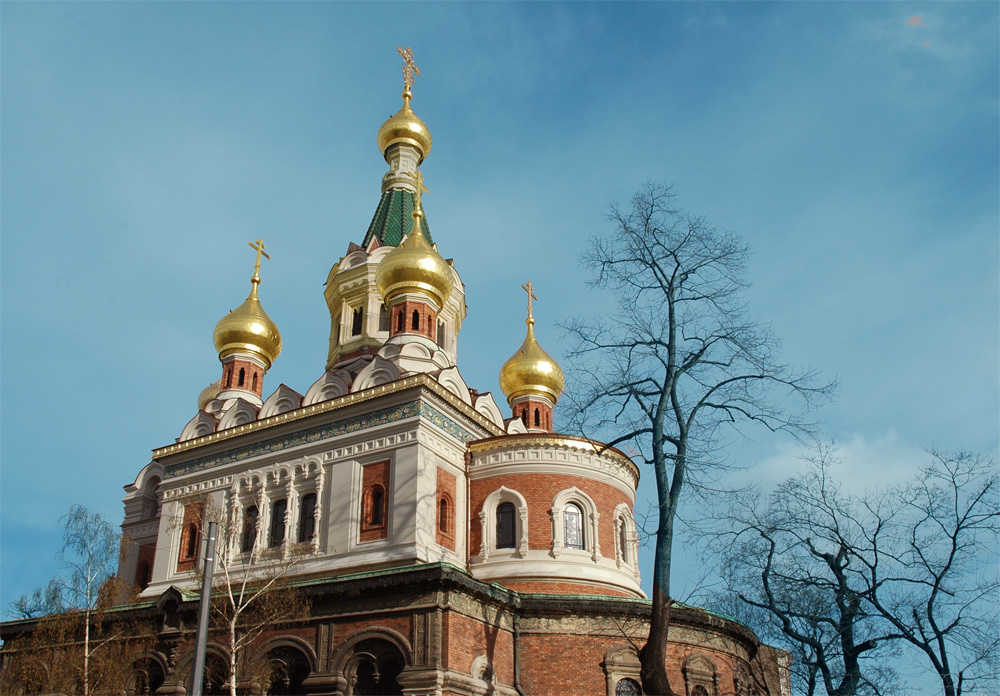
<box><xmin>362</xmin><ymin>188</ymin><xmax>433</xmax><ymax>247</ymax></box>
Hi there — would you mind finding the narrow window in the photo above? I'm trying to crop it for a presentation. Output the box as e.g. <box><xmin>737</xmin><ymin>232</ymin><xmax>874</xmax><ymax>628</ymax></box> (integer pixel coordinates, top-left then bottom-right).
<box><xmin>436</xmin><ymin>320</ymin><xmax>446</xmax><ymax>348</ymax></box>
<box><xmin>439</xmin><ymin>497</ymin><xmax>449</xmax><ymax>533</ymax></box>
<box><xmin>619</xmin><ymin>517</ymin><xmax>629</xmax><ymax>563</ymax></box>
<box><xmin>238</xmin><ymin>367</ymin><xmax>245</xmax><ymax>387</ymax></box>
<box><xmin>241</xmin><ymin>506</ymin><xmax>259</xmax><ymax>552</ymax></box>
<box><xmin>534</xmin><ymin>408</ymin><xmax>540</xmax><ymax>427</ymax></box>
<box><xmin>332</xmin><ymin>314</ymin><xmax>341</xmax><ymax>345</ymax></box>
<box><xmin>251</xmin><ymin>372</ymin><xmax>258</xmax><ymax>391</ymax></box>
<box><xmin>396</xmin><ymin>310</ymin><xmax>404</xmax><ymax>332</ymax></box>
<box><xmin>379</xmin><ymin>305</ymin><xmax>390</xmax><ymax>331</ymax></box>
<box><xmin>136</xmin><ymin>561</ymin><xmax>151</xmax><ymax>591</ymax></box>
<box><xmin>269</xmin><ymin>499</ymin><xmax>287</xmax><ymax>547</ymax></box>
<box><xmin>411</xmin><ymin>309</ymin><xmax>420</xmax><ymax>330</ymax></box>
<box><xmin>496</xmin><ymin>502</ymin><xmax>516</xmax><ymax>549</ymax></box>
<box><xmin>225</xmin><ymin>368</ymin><xmax>232</xmax><ymax>388</ymax></box>
<box><xmin>564</xmin><ymin>503</ymin><xmax>584</xmax><ymax>550</ymax></box>
<box><xmin>370</xmin><ymin>487</ymin><xmax>385</xmax><ymax>526</ymax></box>
<box><xmin>352</xmin><ymin>306</ymin><xmax>363</xmax><ymax>336</ymax></box>
<box><xmin>521</xmin><ymin>410</ymin><xmax>528</xmax><ymax>426</ymax></box>
<box><xmin>298</xmin><ymin>493</ymin><xmax>317</xmax><ymax>543</ymax></box>
<box><xmin>184</xmin><ymin>523</ymin><xmax>198</xmax><ymax>559</ymax></box>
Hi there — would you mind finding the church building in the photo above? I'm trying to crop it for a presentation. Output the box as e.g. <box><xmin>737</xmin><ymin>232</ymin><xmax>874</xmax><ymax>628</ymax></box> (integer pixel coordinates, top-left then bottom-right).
<box><xmin>8</xmin><ymin>53</ymin><xmax>789</xmax><ymax>696</ymax></box>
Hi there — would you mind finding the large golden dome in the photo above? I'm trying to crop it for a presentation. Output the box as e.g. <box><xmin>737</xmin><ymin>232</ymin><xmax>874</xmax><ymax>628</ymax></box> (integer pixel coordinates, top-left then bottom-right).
<box><xmin>499</xmin><ymin>316</ymin><xmax>565</xmax><ymax>405</ymax></box>
<box><xmin>375</xmin><ymin>206</ymin><xmax>452</xmax><ymax>310</ymax></box>
<box><xmin>212</xmin><ymin>278</ymin><xmax>282</xmax><ymax>370</ymax></box>
<box><xmin>376</xmin><ymin>86</ymin><xmax>432</xmax><ymax>163</ymax></box>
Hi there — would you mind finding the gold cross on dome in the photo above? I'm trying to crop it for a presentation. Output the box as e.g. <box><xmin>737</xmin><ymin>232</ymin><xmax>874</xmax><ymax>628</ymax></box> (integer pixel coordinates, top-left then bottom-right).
<box><xmin>248</xmin><ymin>238</ymin><xmax>270</xmax><ymax>277</ymax></box>
<box><xmin>397</xmin><ymin>46</ymin><xmax>421</xmax><ymax>88</ymax></box>
<box><xmin>408</xmin><ymin>169</ymin><xmax>429</xmax><ymax>211</ymax></box>
<box><xmin>522</xmin><ymin>281</ymin><xmax>538</xmax><ymax>318</ymax></box>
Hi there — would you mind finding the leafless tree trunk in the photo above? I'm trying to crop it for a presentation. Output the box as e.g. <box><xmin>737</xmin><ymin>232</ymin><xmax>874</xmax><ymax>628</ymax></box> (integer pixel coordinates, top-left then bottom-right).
<box><xmin>562</xmin><ymin>183</ymin><xmax>833</xmax><ymax>694</ymax></box>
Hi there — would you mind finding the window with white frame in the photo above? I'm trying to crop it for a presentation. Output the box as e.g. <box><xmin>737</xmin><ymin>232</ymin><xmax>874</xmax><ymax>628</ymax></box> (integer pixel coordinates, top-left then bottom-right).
<box><xmin>478</xmin><ymin>487</ymin><xmax>528</xmax><ymax>559</ymax></box>
<box><xmin>550</xmin><ymin>488</ymin><xmax>601</xmax><ymax>560</ymax></box>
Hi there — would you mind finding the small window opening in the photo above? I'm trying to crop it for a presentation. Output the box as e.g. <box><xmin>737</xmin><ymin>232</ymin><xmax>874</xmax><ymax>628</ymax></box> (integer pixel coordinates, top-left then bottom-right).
<box><xmin>298</xmin><ymin>493</ymin><xmax>317</xmax><ymax>543</ymax></box>
<box><xmin>379</xmin><ymin>305</ymin><xmax>390</xmax><ymax>332</ymax></box>
<box><xmin>437</xmin><ymin>321</ymin><xmax>446</xmax><ymax>348</ymax></box>
<box><xmin>520</xmin><ymin>410</ymin><xmax>528</xmax><ymax>426</ymax></box>
<box><xmin>270</xmin><ymin>499</ymin><xmax>287</xmax><ymax>547</ymax></box>
<box><xmin>184</xmin><ymin>523</ymin><xmax>198</xmax><ymax>559</ymax></box>
<box><xmin>496</xmin><ymin>502</ymin><xmax>516</xmax><ymax>549</ymax></box>
<box><xmin>534</xmin><ymin>408</ymin><xmax>541</xmax><ymax>427</ymax></box>
<box><xmin>619</xmin><ymin>517</ymin><xmax>629</xmax><ymax>563</ymax></box>
<box><xmin>332</xmin><ymin>314</ymin><xmax>341</xmax><ymax>346</ymax></box>
<box><xmin>370</xmin><ymin>487</ymin><xmax>385</xmax><ymax>526</ymax></box>
<box><xmin>238</xmin><ymin>367</ymin><xmax>245</xmax><ymax>387</ymax></box>
<box><xmin>411</xmin><ymin>309</ymin><xmax>420</xmax><ymax>330</ymax></box>
<box><xmin>439</xmin><ymin>498</ymin><xmax>449</xmax><ymax>533</ymax></box>
<box><xmin>136</xmin><ymin>561</ymin><xmax>151</xmax><ymax>591</ymax></box>
<box><xmin>564</xmin><ymin>503</ymin><xmax>584</xmax><ymax>550</ymax></box>
<box><xmin>352</xmin><ymin>306</ymin><xmax>363</xmax><ymax>336</ymax></box>
<box><xmin>225</xmin><ymin>368</ymin><xmax>232</xmax><ymax>388</ymax></box>
<box><xmin>396</xmin><ymin>310</ymin><xmax>405</xmax><ymax>332</ymax></box>
<box><xmin>616</xmin><ymin>678</ymin><xmax>642</xmax><ymax>696</ymax></box>
<box><xmin>242</xmin><ymin>506</ymin><xmax>259</xmax><ymax>553</ymax></box>
<box><xmin>251</xmin><ymin>372</ymin><xmax>258</xmax><ymax>391</ymax></box>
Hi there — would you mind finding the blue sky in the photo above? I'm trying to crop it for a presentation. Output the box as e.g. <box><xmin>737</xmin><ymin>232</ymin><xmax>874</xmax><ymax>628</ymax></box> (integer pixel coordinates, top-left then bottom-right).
<box><xmin>2</xmin><ymin>2</ymin><xmax>997</xmax><ymax>689</ymax></box>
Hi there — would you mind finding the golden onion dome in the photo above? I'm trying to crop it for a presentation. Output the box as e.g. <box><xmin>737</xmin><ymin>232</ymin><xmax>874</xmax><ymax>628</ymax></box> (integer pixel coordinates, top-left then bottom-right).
<box><xmin>499</xmin><ymin>315</ymin><xmax>565</xmax><ymax>405</ymax></box>
<box><xmin>376</xmin><ymin>86</ymin><xmax>432</xmax><ymax>163</ymax></box>
<box><xmin>197</xmin><ymin>380</ymin><xmax>221</xmax><ymax>411</ymax></box>
<box><xmin>212</xmin><ymin>277</ymin><xmax>282</xmax><ymax>370</ymax></box>
<box><xmin>375</xmin><ymin>206</ymin><xmax>452</xmax><ymax>309</ymax></box>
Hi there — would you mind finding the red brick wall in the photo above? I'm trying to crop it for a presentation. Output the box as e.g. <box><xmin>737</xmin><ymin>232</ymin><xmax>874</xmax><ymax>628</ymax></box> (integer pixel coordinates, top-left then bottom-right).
<box><xmin>519</xmin><ymin>633</ymin><xmax>609</xmax><ymax>695</ymax></box>
<box><xmin>436</xmin><ymin>468</ymin><xmax>457</xmax><ymax>550</ymax></box>
<box><xmin>389</xmin><ymin>300</ymin><xmax>437</xmax><ymax>341</ymax></box>
<box><xmin>135</xmin><ymin>543</ymin><xmax>156</xmax><ymax>590</ymax></box>
<box><xmin>176</xmin><ymin>503</ymin><xmax>204</xmax><ymax>572</ymax></box>
<box><xmin>221</xmin><ymin>358</ymin><xmax>265</xmax><ymax>397</ymax></box>
<box><xmin>501</xmin><ymin>581</ymin><xmax>635</xmax><ymax>598</ymax></box>
<box><xmin>360</xmin><ymin>461</ymin><xmax>390</xmax><ymax>542</ymax></box>
<box><xmin>443</xmin><ymin>610</ymin><xmax>514</xmax><ymax>685</ymax></box>
<box><xmin>469</xmin><ymin>474</ymin><xmax>630</xmax><ymax>557</ymax></box>
<box><xmin>511</xmin><ymin>399</ymin><xmax>553</xmax><ymax>431</ymax></box>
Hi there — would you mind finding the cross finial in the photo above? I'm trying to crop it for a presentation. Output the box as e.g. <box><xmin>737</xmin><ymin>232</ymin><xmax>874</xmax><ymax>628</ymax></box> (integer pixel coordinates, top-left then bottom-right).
<box><xmin>521</xmin><ymin>281</ymin><xmax>538</xmax><ymax>319</ymax></box>
<box><xmin>408</xmin><ymin>169</ymin><xmax>429</xmax><ymax>211</ymax></box>
<box><xmin>248</xmin><ymin>238</ymin><xmax>270</xmax><ymax>281</ymax></box>
<box><xmin>397</xmin><ymin>46</ymin><xmax>421</xmax><ymax>88</ymax></box>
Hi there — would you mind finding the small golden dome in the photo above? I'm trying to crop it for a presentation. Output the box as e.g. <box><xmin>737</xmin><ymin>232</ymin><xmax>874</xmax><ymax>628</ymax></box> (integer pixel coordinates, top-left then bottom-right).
<box><xmin>212</xmin><ymin>278</ymin><xmax>282</xmax><ymax>370</ymax></box>
<box><xmin>376</xmin><ymin>86</ymin><xmax>432</xmax><ymax>162</ymax></box>
<box><xmin>375</xmin><ymin>206</ymin><xmax>452</xmax><ymax>309</ymax></box>
<box><xmin>197</xmin><ymin>380</ymin><xmax>221</xmax><ymax>411</ymax></box>
<box><xmin>499</xmin><ymin>316</ymin><xmax>565</xmax><ymax>405</ymax></box>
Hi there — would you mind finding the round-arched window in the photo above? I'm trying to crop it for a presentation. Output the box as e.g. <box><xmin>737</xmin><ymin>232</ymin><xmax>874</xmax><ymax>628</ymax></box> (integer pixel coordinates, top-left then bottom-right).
<box><xmin>564</xmin><ymin>503</ymin><xmax>584</xmax><ymax>549</ymax></box>
<box><xmin>616</xmin><ymin>677</ymin><xmax>641</xmax><ymax>695</ymax></box>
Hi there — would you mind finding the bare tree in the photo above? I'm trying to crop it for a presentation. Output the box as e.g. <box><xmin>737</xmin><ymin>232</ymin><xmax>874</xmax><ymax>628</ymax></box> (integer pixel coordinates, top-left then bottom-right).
<box><xmin>562</xmin><ymin>183</ymin><xmax>833</xmax><ymax>694</ymax></box>
<box><xmin>865</xmin><ymin>450</ymin><xmax>999</xmax><ymax>696</ymax></box>
<box><xmin>713</xmin><ymin>446</ymin><xmax>899</xmax><ymax>696</ymax></box>
<box><xmin>185</xmin><ymin>499</ymin><xmax>311</xmax><ymax>696</ymax></box>
<box><xmin>6</xmin><ymin>578</ymin><xmax>65</xmax><ymax>619</ymax></box>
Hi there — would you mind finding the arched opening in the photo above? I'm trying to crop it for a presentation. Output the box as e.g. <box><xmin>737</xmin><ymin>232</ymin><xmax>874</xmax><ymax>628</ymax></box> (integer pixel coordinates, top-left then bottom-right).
<box><xmin>298</xmin><ymin>493</ymin><xmax>317</xmax><ymax>543</ymax></box>
<box><xmin>352</xmin><ymin>306</ymin><xmax>364</xmax><ymax>336</ymax></box>
<box><xmin>198</xmin><ymin>653</ymin><xmax>228</xmax><ymax>696</ymax></box>
<box><xmin>616</xmin><ymin>677</ymin><xmax>642</xmax><ymax>696</ymax></box>
<box><xmin>242</xmin><ymin>506</ymin><xmax>259</xmax><ymax>553</ymax></box>
<box><xmin>496</xmin><ymin>502</ymin><xmax>516</xmax><ymax>549</ymax></box>
<box><xmin>238</xmin><ymin>367</ymin><xmax>245</xmax><ymax>387</ymax></box>
<box><xmin>184</xmin><ymin>523</ymin><xmax>198</xmax><ymax>559</ymax></box>
<box><xmin>439</xmin><ymin>497</ymin><xmax>449</xmax><ymax>533</ymax></box>
<box><xmin>251</xmin><ymin>372</ymin><xmax>258</xmax><ymax>391</ymax></box>
<box><xmin>619</xmin><ymin>517</ymin><xmax>629</xmax><ymax>563</ymax></box>
<box><xmin>261</xmin><ymin>646</ymin><xmax>311</xmax><ymax>696</ymax></box>
<box><xmin>411</xmin><ymin>309</ymin><xmax>420</xmax><ymax>331</ymax></box>
<box><xmin>135</xmin><ymin>561</ymin><xmax>151</xmax><ymax>591</ymax></box>
<box><xmin>370</xmin><ymin>487</ymin><xmax>385</xmax><ymax>526</ymax></box>
<box><xmin>128</xmin><ymin>657</ymin><xmax>165</xmax><ymax>696</ymax></box>
<box><xmin>379</xmin><ymin>305</ymin><xmax>390</xmax><ymax>332</ymax></box>
<box><xmin>346</xmin><ymin>639</ymin><xmax>405</xmax><ymax>696</ymax></box>
<box><xmin>225</xmin><ymin>368</ymin><xmax>232</xmax><ymax>388</ymax></box>
<box><xmin>270</xmin><ymin>499</ymin><xmax>287</xmax><ymax>547</ymax></box>
<box><xmin>534</xmin><ymin>408</ymin><xmax>540</xmax><ymax>427</ymax></box>
<box><xmin>564</xmin><ymin>502</ymin><xmax>584</xmax><ymax>550</ymax></box>
<box><xmin>396</xmin><ymin>310</ymin><xmax>404</xmax><ymax>332</ymax></box>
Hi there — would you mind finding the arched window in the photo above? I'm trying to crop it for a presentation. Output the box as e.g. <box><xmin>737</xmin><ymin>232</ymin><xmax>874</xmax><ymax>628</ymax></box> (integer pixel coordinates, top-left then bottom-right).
<box><xmin>135</xmin><ymin>561</ymin><xmax>151</xmax><ymax>591</ymax></box>
<box><xmin>619</xmin><ymin>516</ymin><xmax>629</xmax><ymax>563</ymax></box>
<box><xmin>225</xmin><ymin>368</ymin><xmax>232</xmax><ymax>387</ymax></box>
<box><xmin>333</xmin><ymin>314</ymin><xmax>341</xmax><ymax>345</ymax></box>
<box><xmin>496</xmin><ymin>502</ymin><xmax>516</xmax><ymax>549</ymax></box>
<box><xmin>411</xmin><ymin>309</ymin><xmax>420</xmax><ymax>330</ymax></box>
<box><xmin>616</xmin><ymin>678</ymin><xmax>642</xmax><ymax>696</ymax></box>
<box><xmin>534</xmin><ymin>408</ymin><xmax>540</xmax><ymax>427</ymax></box>
<box><xmin>241</xmin><ymin>506</ymin><xmax>259</xmax><ymax>552</ymax></box>
<box><xmin>439</xmin><ymin>497</ymin><xmax>450</xmax><ymax>533</ymax></box>
<box><xmin>269</xmin><ymin>499</ymin><xmax>287</xmax><ymax>547</ymax></box>
<box><xmin>691</xmin><ymin>687</ymin><xmax>709</xmax><ymax>696</ymax></box>
<box><xmin>379</xmin><ymin>305</ymin><xmax>390</xmax><ymax>331</ymax></box>
<box><xmin>564</xmin><ymin>503</ymin><xmax>584</xmax><ymax>550</ymax></box>
<box><xmin>238</xmin><ymin>367</ymin><xmax>245</xmax><ymax>387</ymax></box>
<box><xmin>521</xmin><ymin>410</ymin><xmax>528</xmax><ymax>426</ymax></box>
<box><xmin>352</xmin><ymin>306</ymin><xmax>363</xmax><ymax>336</ymax></box>
<box><xmin>298</xmin><ymin>493</ymin><xmax>316</xmax><ymax>543</ymax></box>
<box><xmin>184</xmin><ymin>523</ymin><xmax>199</xmax><ymax>559</ymax></box>
<box><xmin>396</xmin><ymin>310</ymin><xmax>404</xmax><ymax>332</ymax></box>
<box><xmin>370</xmin><ymin>486</ymin><xmax>385</xmax><ymax>526</ymax></box>
<box><xmin>251</xmin><ymin>372</ymin><xmax>258</xmax><ymax>391</ymax></box>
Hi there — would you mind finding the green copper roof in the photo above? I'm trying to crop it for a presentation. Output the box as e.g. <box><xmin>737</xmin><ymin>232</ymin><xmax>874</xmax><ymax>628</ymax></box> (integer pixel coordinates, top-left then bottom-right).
<box><xmin>362</xmin><ymin>188</ymin><xmax>433</xmax><ymax>247</ymax></box>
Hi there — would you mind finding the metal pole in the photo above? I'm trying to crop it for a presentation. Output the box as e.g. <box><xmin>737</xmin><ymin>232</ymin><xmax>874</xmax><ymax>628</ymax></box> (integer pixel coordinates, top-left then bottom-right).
<box><xmin>190</xmin><ymin>521</ymin><xmax>217</xmax><ymax>696</ymax></box>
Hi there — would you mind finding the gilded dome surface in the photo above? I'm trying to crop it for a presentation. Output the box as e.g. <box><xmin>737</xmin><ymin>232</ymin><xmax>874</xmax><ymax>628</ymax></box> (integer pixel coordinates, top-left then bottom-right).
<box><xmin>376</xmin><ymin>86</ymin><xmax>432</xmax><ymax>162</ymax></box>
<box><xmin>375</xmin><ymin>208</ymin><xmax>452</xmax><ymax>309</ymax></box>
<box><xmin>212</xmin><ymin>280</ymin><xmax>282</xmax><ymax>369</ymax></box>
<box><xmin>197</xmin><ymin>380</ymin><xmax>221</xmax><ymax>411</ymax></box>
<box><xmin>499</xmin><ymin>317</ymin><xmax>565</xmax><ymax>404</ymax></box>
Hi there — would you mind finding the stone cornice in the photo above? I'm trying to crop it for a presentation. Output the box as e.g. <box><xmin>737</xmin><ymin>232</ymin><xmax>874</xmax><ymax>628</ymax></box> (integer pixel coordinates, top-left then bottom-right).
<box><xmin>468</xmin><ymin>433</ymin><xmax>640</xmax><ymax>485</ymax></box>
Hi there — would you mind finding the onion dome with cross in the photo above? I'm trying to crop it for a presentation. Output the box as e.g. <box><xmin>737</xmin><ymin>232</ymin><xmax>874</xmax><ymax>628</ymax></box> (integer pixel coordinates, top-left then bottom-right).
<box><xmin>212</xmin><ymin>239</ymin><xmax>282</xmax><ymax>405</ymax></box>
<box><xmin>498</xmin><ymin>282</ymin><xmax>565</xmax><ymax>432</ymax></box>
